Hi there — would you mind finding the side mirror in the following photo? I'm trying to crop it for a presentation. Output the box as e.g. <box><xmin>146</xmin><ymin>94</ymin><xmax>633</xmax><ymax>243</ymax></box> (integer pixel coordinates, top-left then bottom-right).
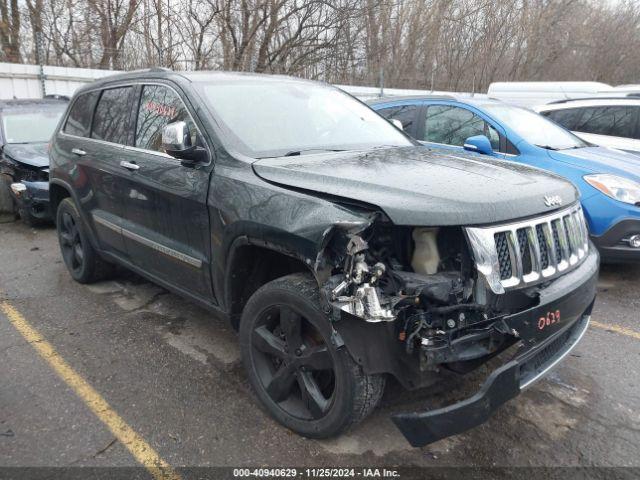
<box><xmin>390</xmin><ymin>119</ymin><xmax>403</xmax><ymax>130</ymax></box>
<box><xmin>463</xmin><ymin>135</ymin><xmax>494</xmax><ymax>155</ymax></box>
<box><xmin>162</xmin><ymin>121</ymin><xmax>207</xmax><ymax>164</ymax></box>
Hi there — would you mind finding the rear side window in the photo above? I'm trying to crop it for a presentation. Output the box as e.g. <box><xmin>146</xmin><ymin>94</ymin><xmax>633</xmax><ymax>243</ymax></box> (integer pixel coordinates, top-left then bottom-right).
<box><xmin>63</xmin><ymin>91</ymin><xmax>99</xmax><ymax>137</ymax></box>
<box><xmin>377</xmin><ymin>104</ymin><xmax>419</xmax><ymax>132</ymax></box>
<box><xmin>542</xmin><ymin>108</ymin><xmax>584</xmax><ymax>131</ymax></box>
<box><xmin>135</xmin><ymin>85</ymin><xmax>198</xmax><ymax>153</ymax></box>
<box><xmin>91</xmin><ymin>87</ymin><xmax>133</xmax><ymax>145</ymax></box>
<box><xmin>574</xmin><ymin>106</ymin><xmax>639</xmax><ymax>139</ymax></box>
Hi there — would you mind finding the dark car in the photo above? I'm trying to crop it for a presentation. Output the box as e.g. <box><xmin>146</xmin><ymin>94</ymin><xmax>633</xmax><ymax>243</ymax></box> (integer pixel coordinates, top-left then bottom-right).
<box><xmin>0</xmin><ymin>96</ymin><xmax>68</xmax><ymax>224</ymax></box>
<box><xmin>48</xmin><ymin>70</ymin><xmax>598</xmax><ymax>446</ymax></box>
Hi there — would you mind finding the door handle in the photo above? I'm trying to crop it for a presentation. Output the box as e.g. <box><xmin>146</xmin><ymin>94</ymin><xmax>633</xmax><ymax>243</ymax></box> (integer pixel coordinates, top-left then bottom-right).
<box><xmin>120</xmin><ymin>161</ymin><xmax>140</xmax><ymax>171</ymax></box>
<box><xmin>71</xmin><ymin>148</ymin><xmax>86</xmax><ymax>156</ymax></box>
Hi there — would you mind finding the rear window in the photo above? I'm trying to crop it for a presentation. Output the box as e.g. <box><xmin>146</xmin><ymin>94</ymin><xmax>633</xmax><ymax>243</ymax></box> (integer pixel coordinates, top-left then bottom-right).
<box><xmin>63</xmin><ymin>91</ymin><xmax>99</xmax><ymax>137</ymax></box>
<box><xmin>91</xmin><ymin>87</ymin><xmax>133</xmax><ymax>145</ymax></box>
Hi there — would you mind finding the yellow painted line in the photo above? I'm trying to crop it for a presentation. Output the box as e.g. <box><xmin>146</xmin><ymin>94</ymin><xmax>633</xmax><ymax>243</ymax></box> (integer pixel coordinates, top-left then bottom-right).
<box><xmin>0</xmin><ymin>301</ymin><xmax>181</xmax><ymax>480</ymax></box>
<box><xmin>591</xmin><ymin>319</ymin><xmax>640</xmax><ymax>341</ymax></box>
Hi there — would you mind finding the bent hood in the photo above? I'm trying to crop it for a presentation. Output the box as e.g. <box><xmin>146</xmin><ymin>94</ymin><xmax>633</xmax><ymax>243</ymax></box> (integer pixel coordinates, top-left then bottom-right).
<box><xmin>549</xmin><ymin>146</ymin><xmax>640</xmax><ymax>182</ymax></box>
<box><xmin>253</xmin><ymin>146</ymin><xmax>579</xmax><ymax>226</ymax></box>
<box><xmin>2</xmin><ymin>142</ymin><xmax>49</xmax><ymax>168</ymax></box>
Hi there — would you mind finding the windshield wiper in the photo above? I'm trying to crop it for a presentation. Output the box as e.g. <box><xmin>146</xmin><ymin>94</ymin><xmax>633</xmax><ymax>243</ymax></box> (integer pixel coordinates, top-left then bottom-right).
<box><xmin>535</xmin><ymin>144</ymin><xmax>559</xmax><ymax>151</ymax></box>
<box><xmin>283</xmin><ymin>148</ymin><xmax>345</xmax><ymax>157</ymax></box>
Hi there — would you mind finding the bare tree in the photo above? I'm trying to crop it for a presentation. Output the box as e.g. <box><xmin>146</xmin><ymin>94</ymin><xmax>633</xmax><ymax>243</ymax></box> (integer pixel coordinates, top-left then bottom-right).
<box><xmin>11</xmin><ymin>0</ymin><xmax>640</xmax><ymax>91</ymax></box>
<box><xmin>0</xmin><ymin>0</ymin><xmax>21</xmax><ymax>62</ymax></box>
<box><xmin>89</xmin><ymin>0</ymin><xmax>142</xmax><ymax>69</ymax></box>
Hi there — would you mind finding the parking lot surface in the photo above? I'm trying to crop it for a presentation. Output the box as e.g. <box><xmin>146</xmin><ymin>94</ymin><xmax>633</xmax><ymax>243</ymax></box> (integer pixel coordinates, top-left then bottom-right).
<box><xmin>1</xmin><ymin>222</ymin><xmax>639</xmax><ymax>476</ymax></box>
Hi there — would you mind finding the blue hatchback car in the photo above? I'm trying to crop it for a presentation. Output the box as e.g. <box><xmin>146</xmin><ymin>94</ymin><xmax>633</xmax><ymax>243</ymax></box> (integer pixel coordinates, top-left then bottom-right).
<box><xmin>370</xmin><ymin>95</ymin><xmax>640</xmax><ymax>262</ymax></box>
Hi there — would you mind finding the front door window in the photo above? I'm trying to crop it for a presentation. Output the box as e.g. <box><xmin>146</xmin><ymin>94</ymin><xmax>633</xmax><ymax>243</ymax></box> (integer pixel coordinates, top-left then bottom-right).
<box><xmin>135</xmin><ymin>85</ymin><xmax>200</xmax><ymax>153</ymax></box>
<box><xmin>424</xmin><ymin>105</ymin><xmax>500</xmax><ymax>151</ymax></box>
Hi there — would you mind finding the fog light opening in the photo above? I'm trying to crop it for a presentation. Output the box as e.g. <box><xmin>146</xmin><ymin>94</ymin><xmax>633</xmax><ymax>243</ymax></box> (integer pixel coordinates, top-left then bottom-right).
<box><xmin>627</xmin><ymin>234</ymin><xmax>640</xmax><ymax>249</ymax></box>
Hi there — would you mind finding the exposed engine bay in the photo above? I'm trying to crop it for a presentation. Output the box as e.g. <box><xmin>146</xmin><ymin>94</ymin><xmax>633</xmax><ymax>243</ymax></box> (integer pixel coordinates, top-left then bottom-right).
<box><xmin>317</xmin><ymin>218</ymin><xmax>540</xmax><ymax>385</ymax></box>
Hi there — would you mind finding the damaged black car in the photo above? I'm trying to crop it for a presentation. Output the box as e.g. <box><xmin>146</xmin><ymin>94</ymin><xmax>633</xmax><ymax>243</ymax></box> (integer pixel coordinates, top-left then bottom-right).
<box><xmin>48</xmin><ymin>70</ymin><xmax>598</xmax><ymax>446</ymax></box>
<box><xmin>0</xmin><ymin>96</ymin><xmax>68</xmax><ymax>225</ymax></box>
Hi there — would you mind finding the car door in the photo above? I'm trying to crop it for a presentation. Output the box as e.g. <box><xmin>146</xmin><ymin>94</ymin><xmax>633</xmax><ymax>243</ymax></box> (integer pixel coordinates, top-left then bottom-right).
<box><xmin>117</xmin><ymin>83</ymin><xmax>214</xmax><ymax>300</ymax></box>
<box><xmin>56</xmin><ymin>87</ymin><xmax>134</xmax><ymax>259</ymax></box>
<box><xmin>417</xmin><ymin>103</ymin><xmax>507</xmax><ymax>158</ymax></box>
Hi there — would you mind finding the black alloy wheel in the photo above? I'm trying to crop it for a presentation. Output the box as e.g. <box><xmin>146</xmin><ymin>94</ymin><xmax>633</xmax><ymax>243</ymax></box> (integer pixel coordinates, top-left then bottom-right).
<box><xmin>251</xmin><ymin>304</ymin><xmax>336</xmax><ymax>420</ymax></box>
<box><xmin>240</xmin><ymin>273</ymin><xmax>385</xmax><ymax>439</ymax></box>
<box><xmin>59</xmin><ymin>210</ymin><xmax>84</xmax><ymax>275</ymax></box>
<box><xmin>56</xmin><ymin>198</ymin><xmax>114</xmax><ymax>283</ymax></box>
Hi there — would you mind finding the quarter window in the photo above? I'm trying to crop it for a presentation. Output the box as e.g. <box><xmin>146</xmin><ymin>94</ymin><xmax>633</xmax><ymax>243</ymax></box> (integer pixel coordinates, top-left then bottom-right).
<box><xmin>91</xmin><ymin>87</ymin><xmax>133</xmax><ymax>145</ymax></box>
<box><xmin>424</xmin><ymin>105</ymin><xmax>500</xmax><ymax>150</ymax></box>
<box><xmin>574</xmin><ymin>106</ymin><xmax>638</xmax><ymax>139</ymax></box>
<box><xmin>135</xmin><ymin>85</ymin><xmax>198</xmax><ymax>153</ymax></box>
<box><xmin>64</xmin><ymin>91</ymin><xmax>100</xmax><ymax>137</ymax></box>
<box><xmin>377</xmin><ymin>104</ymin><xmax>418</xmax><ymax>131</ymax></box>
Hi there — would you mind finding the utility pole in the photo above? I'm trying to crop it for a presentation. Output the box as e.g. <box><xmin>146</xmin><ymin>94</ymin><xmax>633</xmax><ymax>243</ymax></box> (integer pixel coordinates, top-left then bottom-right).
<box><xmin>430</xmin><ymin>59</ymin><xmax>437</xmax><ymax>92</ymax></box>
<box><xmin>35</xmin><ymin>31</ymin><xmax>46</xmax><ymax>98</ymax></box>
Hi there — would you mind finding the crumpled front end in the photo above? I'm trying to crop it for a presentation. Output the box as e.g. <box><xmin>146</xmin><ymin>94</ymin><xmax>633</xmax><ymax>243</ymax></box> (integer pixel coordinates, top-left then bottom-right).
<box><xmin>314</xmin><ymin>203</ymin><xmax>598</xmax><ymax>445</ymax></box>
<box><xmin>10</xmin><ymin>179</ymin><xmax>51</xmax><ymax>221</ymax></box>
<box><xmin>2</xmin><ymin>153</ymin><xmax>52</xmax><ymax>222</ymax></box>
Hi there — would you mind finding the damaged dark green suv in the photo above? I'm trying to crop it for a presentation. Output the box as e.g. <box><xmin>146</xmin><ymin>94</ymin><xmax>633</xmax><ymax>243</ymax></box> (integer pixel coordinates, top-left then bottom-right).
<box><xmin>48</xmin><ymin>70</ymin><xmax>598</xmax><ymax>446</ymax></box>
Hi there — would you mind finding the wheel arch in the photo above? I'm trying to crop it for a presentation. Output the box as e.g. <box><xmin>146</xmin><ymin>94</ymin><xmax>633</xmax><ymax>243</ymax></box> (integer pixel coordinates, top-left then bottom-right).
<box><xmin>49</xmin><ymin>179</ymin><xmax>72</xmax><ymax>219</ymax></box>
<box><xmin>49</xmin><ymin>178</ymin><xmax>101</xmax><ymax>250</ymax></box>
<box><xmin>224</xmin><ymin>235</ymin><xmax>318</xmax><ymax>330</ymax></box>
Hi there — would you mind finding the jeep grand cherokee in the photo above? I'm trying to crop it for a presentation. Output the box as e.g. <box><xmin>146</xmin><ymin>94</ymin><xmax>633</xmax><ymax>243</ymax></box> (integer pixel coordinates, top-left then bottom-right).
<box><xmin>49</xmin><ymin>70</ymin><xmax>598</xmax><ymax>446</ymax></box>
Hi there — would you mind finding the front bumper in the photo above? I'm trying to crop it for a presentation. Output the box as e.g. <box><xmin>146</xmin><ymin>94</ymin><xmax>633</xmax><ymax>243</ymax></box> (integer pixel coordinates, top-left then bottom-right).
<box><xmin>10</xmin><ymin>180</ymin><xmax>51</xmax><ymax>220</ymax></box>
<box><xmin>392</xmin><ymin>247</ymin><xmax>598</xmax><ymax>447</ymax></box>
<box><xmin>590</xmin><ymin>218</ymin><xmax>640</xmax><ymax>262</ymax></box>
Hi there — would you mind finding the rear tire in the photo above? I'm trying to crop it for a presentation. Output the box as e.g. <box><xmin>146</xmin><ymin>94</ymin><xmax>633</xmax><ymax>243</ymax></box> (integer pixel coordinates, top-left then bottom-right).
<box><xmin>0</xmin><ymin>173</ymin><xmax>15</xmax><ymax>223</ymax></box>
<box><xmin>56</xmin><ymin>198</ymin><xmax>114</xmax><ymax>283</ymax></box>
<box><xmin>239</xmin><ymin>273</ymin><xmax>385</xmax><ymax>439</ymax></box>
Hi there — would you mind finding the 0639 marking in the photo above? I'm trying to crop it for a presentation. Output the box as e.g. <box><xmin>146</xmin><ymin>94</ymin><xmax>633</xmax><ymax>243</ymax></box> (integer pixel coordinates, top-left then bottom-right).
<box><xmin>538</xmin><ymin>310</ymin><xmax>561</xmax><ymax>330</ymax></box>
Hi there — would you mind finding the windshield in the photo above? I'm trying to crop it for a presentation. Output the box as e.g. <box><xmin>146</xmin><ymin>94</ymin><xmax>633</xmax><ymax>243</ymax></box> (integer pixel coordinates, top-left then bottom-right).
<box><xmin>197</xmin><ymin>80</ymin><xmax>412</xmax><ymax>158</ymax></box>
<box><xmin>2</xmin><ymin>106</ymin><xmax>65</xmax><ymax>143</ymax></box>
<box><xmin>483</xmin><ymin>104</ymin><xmax>589</xmax><ymax>150</ymax></box>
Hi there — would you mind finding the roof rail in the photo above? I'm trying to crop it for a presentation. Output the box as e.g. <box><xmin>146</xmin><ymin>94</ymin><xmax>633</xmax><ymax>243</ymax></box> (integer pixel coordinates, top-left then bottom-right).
<box><xmin>149</xmin><ymin>67</ymin><xmax>172</xmax><ymax>73</ymax></box>
<box><xmin>367</xmin><ymin>94</ymin><xmax>456</xmax><ymax>104</ymax></box>
<box><xmin>546</xmin><ymin>95</ymin><xmax>640</xmax><ymax>105</ymax></box>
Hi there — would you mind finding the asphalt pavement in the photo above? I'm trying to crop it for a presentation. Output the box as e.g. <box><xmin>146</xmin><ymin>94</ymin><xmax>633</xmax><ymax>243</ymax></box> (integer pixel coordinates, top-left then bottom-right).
<box><xmin>1</xmin><ymin>222</ymin><xmax>639</xmax><ymax>478</ymax></box>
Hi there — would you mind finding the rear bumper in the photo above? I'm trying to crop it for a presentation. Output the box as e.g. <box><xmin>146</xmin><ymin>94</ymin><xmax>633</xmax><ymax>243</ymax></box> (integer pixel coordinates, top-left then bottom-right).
<box><xmin>10</xmin><ymin>180</ymin><xmax>51</xmax><ymax>220</ymax></box>
<box><xmin>391</xmin><ymin>247</ymin><xmax>598</xmax><ymax>447</ymax></box>
<box><xmin>590</xmin><ymin>218</ymin><xmax>640</xmax><ymax>262</ymax></box>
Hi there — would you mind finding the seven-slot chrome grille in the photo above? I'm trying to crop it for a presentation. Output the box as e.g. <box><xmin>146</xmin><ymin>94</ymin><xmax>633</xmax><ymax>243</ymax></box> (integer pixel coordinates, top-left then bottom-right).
<box><xmin>465</xmin><ymin>204</ymin><xmax>589</xmax><ymax>294</ymax></box>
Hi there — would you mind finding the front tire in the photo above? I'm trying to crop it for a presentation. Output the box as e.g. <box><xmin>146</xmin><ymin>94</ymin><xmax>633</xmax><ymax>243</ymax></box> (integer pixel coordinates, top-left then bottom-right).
<box><xmin>56</xmin><ymin>198</ymin><xmax>113</xmax><ymax>283</ymax></box>
<box><xmin>18</xmin><ymin>207</ymin><xmax>43</xmax><ymax>227</ymax></box>
<box><xmin>239</xmin><ymin>273</ymin><xmax>385</xmax><ymax>439</ymax></box>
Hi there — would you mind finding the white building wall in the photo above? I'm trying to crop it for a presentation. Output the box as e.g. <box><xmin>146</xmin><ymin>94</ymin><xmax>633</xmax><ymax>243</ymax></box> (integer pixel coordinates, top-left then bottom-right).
<box><xmin>0</xmin><ymin>62</ymin><xmax>475</xmax><ymax>101</ymax></box>
<box><xmin>0</xmin><ymin>63</ymin><xmax>122</xmax><ymax>99</ymax></box>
